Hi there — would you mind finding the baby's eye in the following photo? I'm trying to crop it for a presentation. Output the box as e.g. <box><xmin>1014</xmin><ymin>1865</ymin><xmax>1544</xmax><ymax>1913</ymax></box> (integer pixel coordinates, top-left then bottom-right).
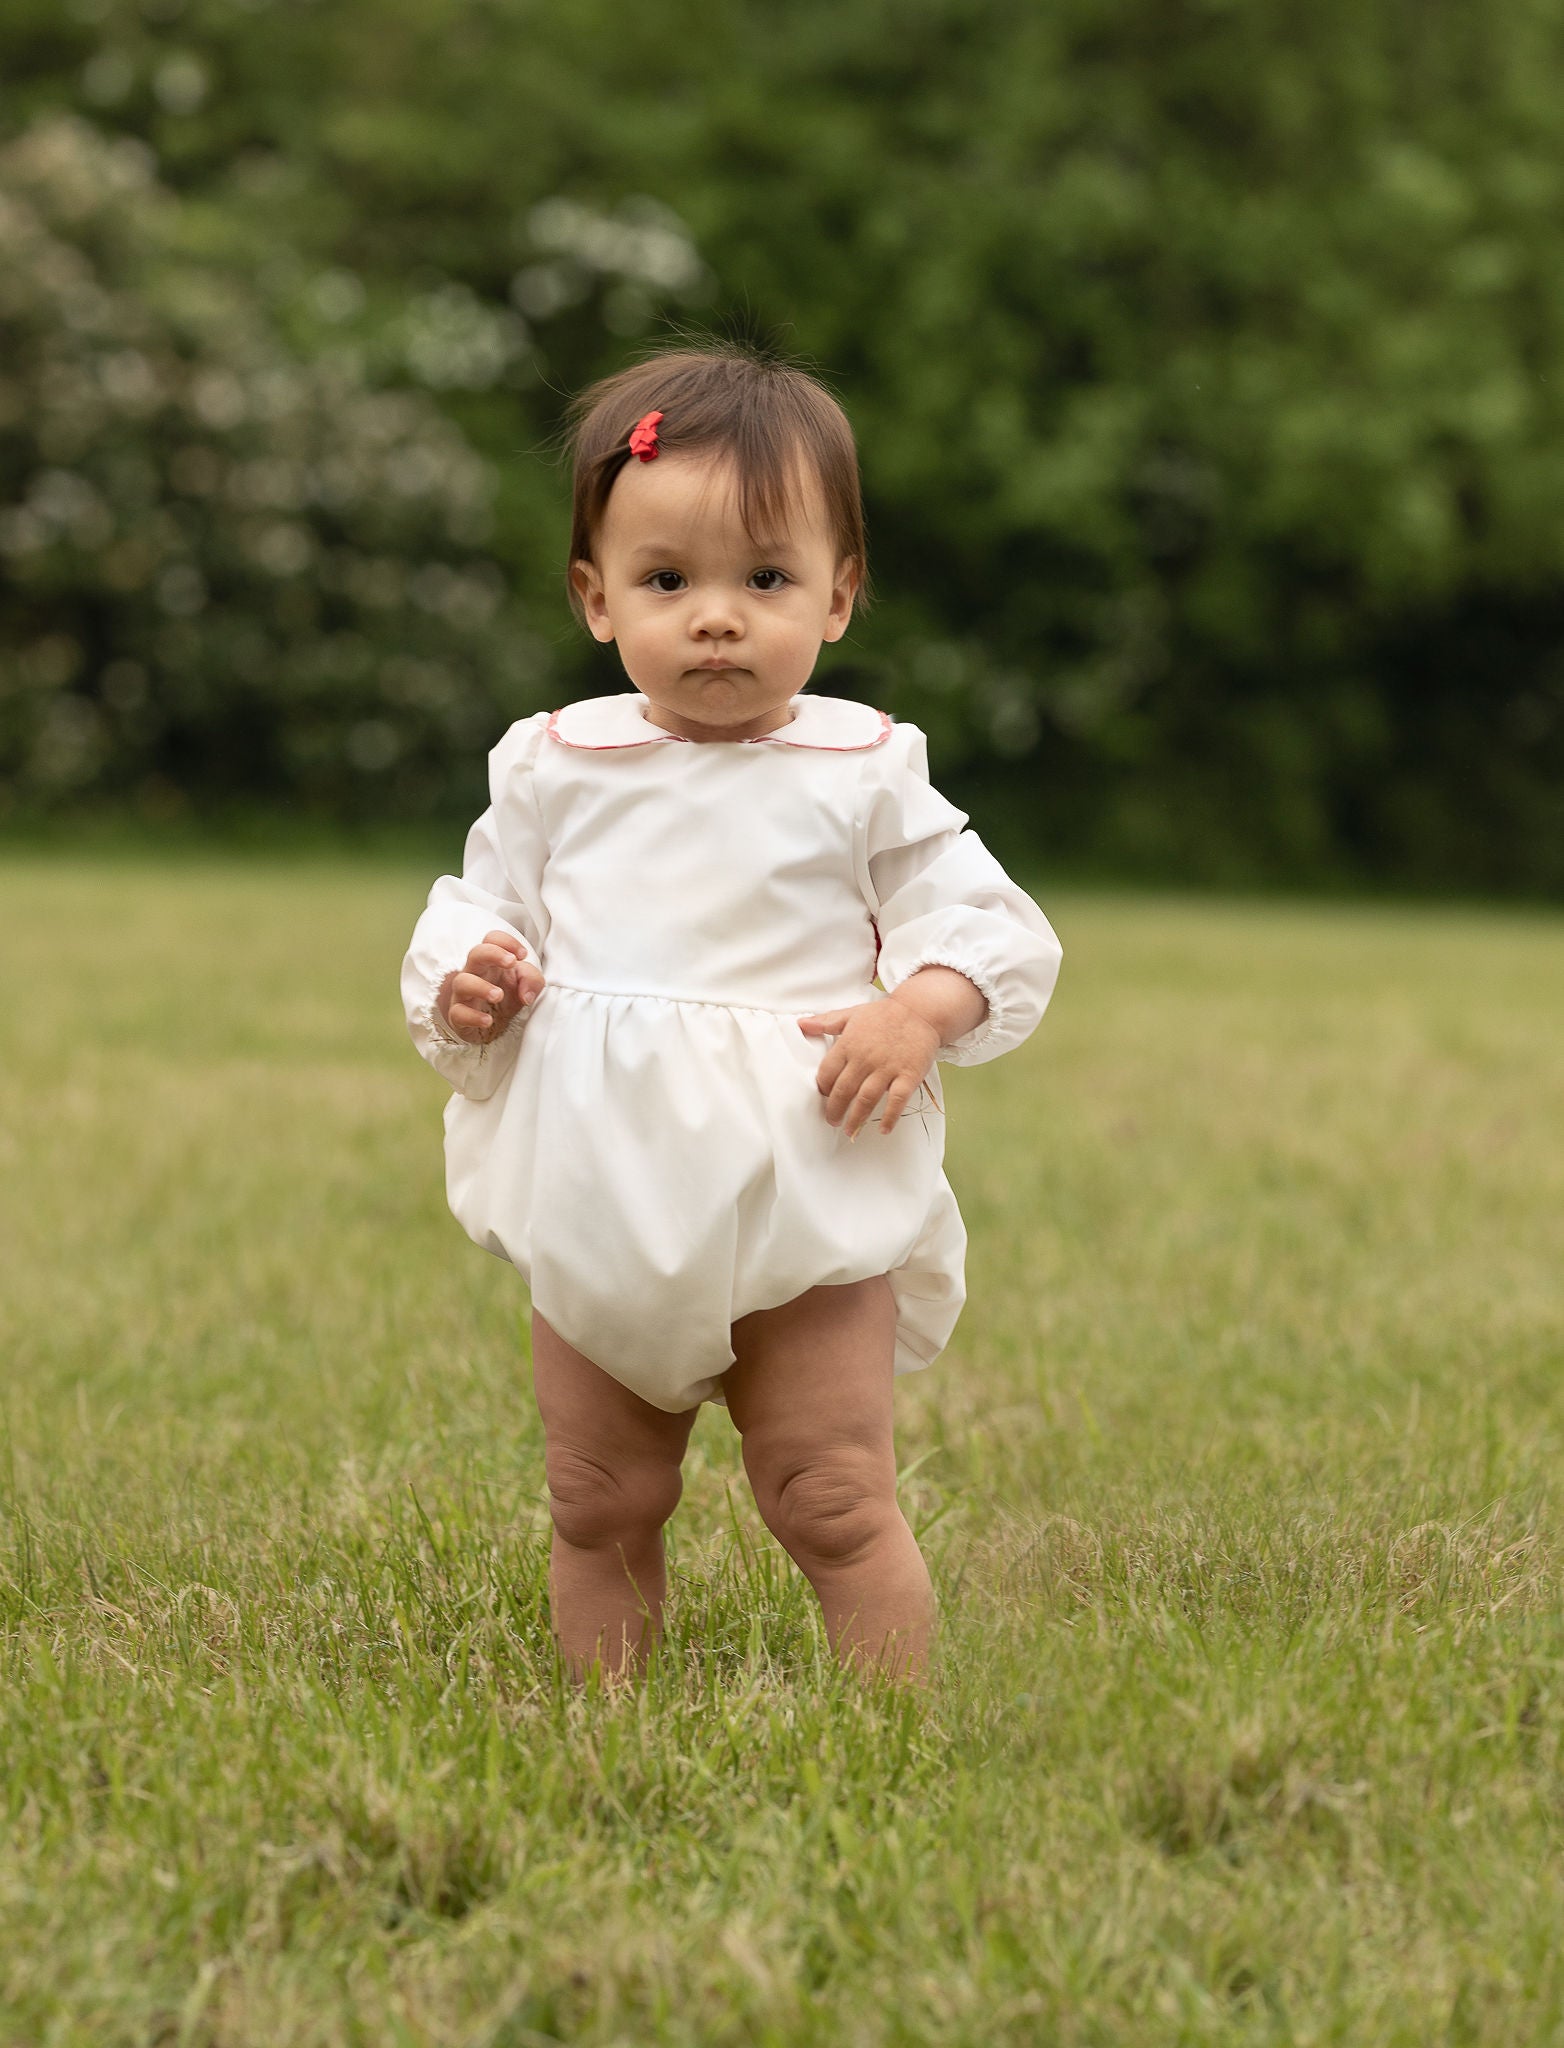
<box><xmin>646</xmin><ymin>570</ymin><xmax>686</xmax><ymax>594</ymax></box>
<box><xmin>750</xmin><ymin>568</ymin><xmax>790</xmax><ymax>592</ymax></box>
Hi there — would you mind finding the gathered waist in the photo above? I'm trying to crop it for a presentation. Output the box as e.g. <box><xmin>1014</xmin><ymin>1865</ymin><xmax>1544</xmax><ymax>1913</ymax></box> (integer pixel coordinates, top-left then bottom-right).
<box><xmin>542</xmin><ymin>978</ymin><xmax>878</xmax><ymax>1018</ymax></box>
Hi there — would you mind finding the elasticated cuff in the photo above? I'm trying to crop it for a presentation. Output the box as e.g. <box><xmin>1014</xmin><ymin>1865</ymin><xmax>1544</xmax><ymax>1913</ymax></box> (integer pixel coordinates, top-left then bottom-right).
<box><xmin>883</xmin><ymin>954</ymin><xmax>1006</xmax><ymax>1066</ymax></box>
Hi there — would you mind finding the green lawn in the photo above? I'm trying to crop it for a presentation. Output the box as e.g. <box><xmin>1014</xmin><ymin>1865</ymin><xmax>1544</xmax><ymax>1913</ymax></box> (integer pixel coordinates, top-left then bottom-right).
<box><xmin>3</xmin><ymin>855</ymin><xmax>1561</xmax><ymax>2046</ymax></box>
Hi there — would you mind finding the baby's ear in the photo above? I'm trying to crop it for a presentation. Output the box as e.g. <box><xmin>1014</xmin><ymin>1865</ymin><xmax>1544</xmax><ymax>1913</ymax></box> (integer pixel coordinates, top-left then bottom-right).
<box><xmin>570</xmin><ymin>558</ymin><xmax>615</xmax><ymax>642</ymax></box>
<box><xmin>822</xmin><ymin>555</ymin><xmax>860</xmax><ymax>643</ymax></box>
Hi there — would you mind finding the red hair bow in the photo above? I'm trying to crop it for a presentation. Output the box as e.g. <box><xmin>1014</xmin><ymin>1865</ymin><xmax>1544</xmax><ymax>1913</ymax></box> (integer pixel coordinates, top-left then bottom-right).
<box><xmin>628</xmin><ymin>410</ymin><xmax>664</xmax><ymax>462</ymax></box>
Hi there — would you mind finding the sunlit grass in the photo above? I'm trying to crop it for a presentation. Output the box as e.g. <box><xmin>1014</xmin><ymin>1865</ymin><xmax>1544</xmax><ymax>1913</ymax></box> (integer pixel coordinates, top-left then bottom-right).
<box><xmin>2</xmin><ymin>854</ymin><xmax>1561</xmax><ymax>2044</ymax></box>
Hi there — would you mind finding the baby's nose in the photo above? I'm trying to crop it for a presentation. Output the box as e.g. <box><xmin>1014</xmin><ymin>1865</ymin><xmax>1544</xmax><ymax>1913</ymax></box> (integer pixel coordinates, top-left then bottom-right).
<box><xmin>690</xmin><ymin>590</ymin><xmax>744</xmax><ymax>637</ymax></box>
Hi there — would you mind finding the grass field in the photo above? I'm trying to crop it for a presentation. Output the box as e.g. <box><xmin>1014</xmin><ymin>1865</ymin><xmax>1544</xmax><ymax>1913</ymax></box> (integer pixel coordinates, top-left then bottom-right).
<box><xmin>3</xmin><ymin>854</ymin><xmax>1562</xmax><ymax>2046</ymax></box>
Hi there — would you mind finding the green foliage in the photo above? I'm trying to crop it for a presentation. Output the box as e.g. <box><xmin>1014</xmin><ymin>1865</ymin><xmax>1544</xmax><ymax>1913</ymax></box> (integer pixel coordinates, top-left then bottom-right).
<box><xmin>3</xmin><ymin>859</ymin><xmax>1563</xmax><ymax>2037</ymax></box>
<box><xmin>0</xmin><ymin>115</ymin><xmax>553</xmax><ymax>821</ymax></box>
<box><xmin>4</xmin><ymin>0</ymin><xmax>1564</xmax><ymax>881</ymax></box>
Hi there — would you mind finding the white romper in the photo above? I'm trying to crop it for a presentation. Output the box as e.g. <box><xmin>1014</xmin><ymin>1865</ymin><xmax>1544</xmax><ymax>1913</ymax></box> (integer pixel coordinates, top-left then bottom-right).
<box><xmin>401</xmin><ymin>691</ymin><xmax>1062</xmax><ymax>1413</ymax></box>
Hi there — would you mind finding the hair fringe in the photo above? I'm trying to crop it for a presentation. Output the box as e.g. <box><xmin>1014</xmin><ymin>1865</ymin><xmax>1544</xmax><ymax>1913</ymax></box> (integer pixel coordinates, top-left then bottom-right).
<box><xmin>559</xmin><ymin>335</ymin><xmax>871</xmax><ymax>622</ymax></box>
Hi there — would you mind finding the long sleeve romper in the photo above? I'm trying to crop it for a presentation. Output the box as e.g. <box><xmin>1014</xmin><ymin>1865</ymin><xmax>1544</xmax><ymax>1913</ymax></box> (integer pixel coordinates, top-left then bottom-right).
<box><xmin>401</xmin><ymin>690</ymin><xmax>1062</xmax><ymax>1413</ymax></box>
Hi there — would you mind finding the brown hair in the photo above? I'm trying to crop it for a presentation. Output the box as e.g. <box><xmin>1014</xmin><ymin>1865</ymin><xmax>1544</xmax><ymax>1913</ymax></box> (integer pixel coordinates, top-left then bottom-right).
<box><xmin>563</xmin><ymin>342</ymin><xmax>870</xmax><ymax>619</ymax></box>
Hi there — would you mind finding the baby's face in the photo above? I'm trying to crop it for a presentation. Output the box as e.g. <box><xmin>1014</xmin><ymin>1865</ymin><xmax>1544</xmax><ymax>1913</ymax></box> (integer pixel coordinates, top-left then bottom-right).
<box><xmin>570</xmin><ymin>449</ymin><xmax>858</xmax><ymax>741</ymax></box>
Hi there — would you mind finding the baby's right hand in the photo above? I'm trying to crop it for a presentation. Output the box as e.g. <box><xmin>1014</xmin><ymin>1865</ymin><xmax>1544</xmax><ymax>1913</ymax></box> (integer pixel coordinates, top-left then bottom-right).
<box><xmin>438</xmin><ymin>929</ymin><xmax>545</xmax><ymax>1043</ymax></box>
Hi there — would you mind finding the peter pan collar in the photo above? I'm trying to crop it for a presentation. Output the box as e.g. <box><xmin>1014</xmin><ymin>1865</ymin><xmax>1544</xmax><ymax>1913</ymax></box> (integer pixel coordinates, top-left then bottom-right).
<box><xmin>546</xmin><ymin>693</ymin><xmax>892</xmax><ymax>753</ymax></box>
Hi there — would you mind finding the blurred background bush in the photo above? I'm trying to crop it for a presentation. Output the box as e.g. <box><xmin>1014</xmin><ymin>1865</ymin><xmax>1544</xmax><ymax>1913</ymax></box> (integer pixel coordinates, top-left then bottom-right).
<box><xmin>3</xmin><ymin>0</ymin><xmax>1562</xmax><ymax>888</ymax></box>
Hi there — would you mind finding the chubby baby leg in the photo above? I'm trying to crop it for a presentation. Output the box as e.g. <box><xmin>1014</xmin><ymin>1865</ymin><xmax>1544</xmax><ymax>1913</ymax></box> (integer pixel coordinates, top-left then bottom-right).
<box><xmin>724</xmin><ymin>1277</ymin><xmax>935</xmax><ymax>1685</ymax></box>
<box><xmin>531</xmin><ymin>1311</ymin><xmax>698</xmax><ymax>1683</ymax></box>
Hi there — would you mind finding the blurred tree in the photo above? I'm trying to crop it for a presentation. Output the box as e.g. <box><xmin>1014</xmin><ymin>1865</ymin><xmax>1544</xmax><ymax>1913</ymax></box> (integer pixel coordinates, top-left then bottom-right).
<box><xmin>0</xmin><ymin>114</ymin><xmax>553</xmax><ymax>822</ymax></box>
<box><xmin>677</xmin><ymin>0</ymin><xmax>1564</xmax><ymax>887</ymax></box>
<box><xmin>3</xmin><ymin>0</ymin><xmax>1563</xmax><ymax>885</ymax></box>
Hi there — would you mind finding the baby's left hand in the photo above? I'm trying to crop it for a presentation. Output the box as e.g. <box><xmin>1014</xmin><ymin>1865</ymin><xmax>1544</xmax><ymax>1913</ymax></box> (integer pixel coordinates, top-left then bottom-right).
<box><xmin>798</xmin><ymin>1000</ymin><xmax>940</xmax><ymax>1138</ymax></box>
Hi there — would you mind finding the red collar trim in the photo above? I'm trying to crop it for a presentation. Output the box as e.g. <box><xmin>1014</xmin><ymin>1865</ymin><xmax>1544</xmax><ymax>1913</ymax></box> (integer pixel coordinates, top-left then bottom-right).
<box><xmin>546</xmin><ymin>695</ymin><xmax>893</xmax><ymax>753</ymax></box>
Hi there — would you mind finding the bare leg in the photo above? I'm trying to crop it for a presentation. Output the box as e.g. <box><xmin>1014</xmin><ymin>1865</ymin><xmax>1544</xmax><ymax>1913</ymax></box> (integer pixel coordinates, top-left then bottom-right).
<box><xmin>723</xmin><ymin>1277</ymin><xmax>934</xmax><ymax>1684</ymax></box>
<box><xmin>531</xmin><ymin>1311</ymin><xmax>698</xmax><ymax>1683</ymax></box>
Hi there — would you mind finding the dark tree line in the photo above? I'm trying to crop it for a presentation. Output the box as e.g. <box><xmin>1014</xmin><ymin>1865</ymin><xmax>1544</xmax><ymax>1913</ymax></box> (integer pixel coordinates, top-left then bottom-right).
<box><xmin>4</xmin><ymin>0</ymin><xmax>1563</xmax><ymax>888</ymax></box>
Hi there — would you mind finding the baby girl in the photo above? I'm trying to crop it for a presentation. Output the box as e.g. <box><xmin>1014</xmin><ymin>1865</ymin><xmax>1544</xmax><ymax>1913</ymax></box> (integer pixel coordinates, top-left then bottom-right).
<box><xmin>402</xmin><ymin>344</ymin><xmax>1061</xmax><ymax>1685</ymax></box>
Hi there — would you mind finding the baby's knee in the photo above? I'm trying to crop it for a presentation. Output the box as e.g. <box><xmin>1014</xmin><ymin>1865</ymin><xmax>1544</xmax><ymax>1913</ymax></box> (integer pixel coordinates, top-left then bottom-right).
<box><xmin>754</xmin><ymin>1448</ymin><xmax>895</xmax><ymax>1572</ymax></box>
<box><xmin>545</xmin><ymin>1442</ymin><xmax>683</xmax><ymax>1552</ymax></box>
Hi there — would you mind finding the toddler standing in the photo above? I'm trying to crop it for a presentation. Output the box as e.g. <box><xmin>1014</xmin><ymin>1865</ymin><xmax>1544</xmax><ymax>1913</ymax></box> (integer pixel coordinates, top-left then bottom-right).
<box><xmin>401</xmin><ymin>345</ymin><xmax>1061</xmax><ymax>1684</ymax></box>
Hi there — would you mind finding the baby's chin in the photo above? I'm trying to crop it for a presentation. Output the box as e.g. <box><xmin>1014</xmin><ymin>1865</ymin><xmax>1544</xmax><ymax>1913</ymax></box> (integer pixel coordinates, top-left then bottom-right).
<box><xmin>638</xmin><ymin>673</ymin><xmax>802</xmax><ymax>735</ymax></box>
